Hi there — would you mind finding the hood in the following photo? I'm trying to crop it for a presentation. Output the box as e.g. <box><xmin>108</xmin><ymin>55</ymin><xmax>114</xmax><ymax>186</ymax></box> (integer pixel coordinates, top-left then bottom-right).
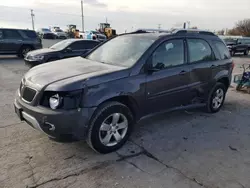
<box><xmin>24</xmin><ymin>57</ymin><xmax>127</xmax><ymax>90</ymax></box>
<box><xmin>55</xmin><ymin>32</ymin><xmax>67</xmax><ymax>36</ymax></box>
<box><xmin>226</xmin><ymin>42</ymin><xmax>236</xmax><ymax>46</ymax></box>
<box><xmin>27</xmin><ymin>48</ymin><xmax>57</xmax><ymax>56</ymax></box>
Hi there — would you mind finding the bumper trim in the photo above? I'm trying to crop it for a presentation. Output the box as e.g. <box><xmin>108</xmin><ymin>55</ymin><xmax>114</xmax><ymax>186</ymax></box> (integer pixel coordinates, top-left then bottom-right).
<box><xmin>22</xmin><ymin>111</ymin><xmax>56</xmax><ymax>138</ymax></box>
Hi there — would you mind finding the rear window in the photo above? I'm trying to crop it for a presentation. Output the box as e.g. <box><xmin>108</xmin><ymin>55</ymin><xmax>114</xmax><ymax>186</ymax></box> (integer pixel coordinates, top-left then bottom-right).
<box><xmin>213</xmin><ymin>41</ymin><xmax>231</xmax><ymax>60</ymax></box>
<box><xmin>22</xmin><ymin>30</ymin><xmax>37</xmax><ymax>38</ymax></box>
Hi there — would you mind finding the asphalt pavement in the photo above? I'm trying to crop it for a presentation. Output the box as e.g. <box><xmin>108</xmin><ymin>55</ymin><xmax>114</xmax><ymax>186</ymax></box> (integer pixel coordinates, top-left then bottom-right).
<box><xmin>1</xmin><ymin>45</ymin><xmax>250</xmax><ymax>188</ymax></box>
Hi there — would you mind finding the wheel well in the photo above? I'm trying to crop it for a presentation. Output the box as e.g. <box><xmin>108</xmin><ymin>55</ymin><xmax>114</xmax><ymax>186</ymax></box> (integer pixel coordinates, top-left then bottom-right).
<box><xmin>217</xmin><ymin>77</ymin><xmax>230</xmax><ymax>89</ymax></box>
<box><xmin>105</xmin><ymin>96</ymin><xmax>138</xmax><ymax>120</ymax></box>
<box><xmin>19</xmin><ymin>44</ymin><xmax>34</xmax><ymax>51</ymax></box>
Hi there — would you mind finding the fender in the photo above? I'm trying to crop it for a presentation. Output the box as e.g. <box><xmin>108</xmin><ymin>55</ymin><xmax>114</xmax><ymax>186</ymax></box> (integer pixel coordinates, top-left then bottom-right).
<box><xmin>214</xmin><ymin>70</ymin><xmax>230</xmax><ymax>81</ymax></box>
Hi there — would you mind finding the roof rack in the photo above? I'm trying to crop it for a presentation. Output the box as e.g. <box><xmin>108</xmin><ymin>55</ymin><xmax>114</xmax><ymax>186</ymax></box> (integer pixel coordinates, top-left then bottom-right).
<box><xmin>134</xmin><ymin>28</ymin><xmax>170</xmax><ymax>33</ymax></box>
<box><xmin>172</xmin><ymin>29</ymin><xmax>216</xmax><ymax>36</ymax></box>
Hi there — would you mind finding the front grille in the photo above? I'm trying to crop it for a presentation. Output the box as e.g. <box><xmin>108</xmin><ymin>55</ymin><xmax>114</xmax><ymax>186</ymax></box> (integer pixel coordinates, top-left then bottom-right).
<box><xmin>22</xmin><ymin>87</ymin><xmax>37</xmax><ymax>102</ymax></box>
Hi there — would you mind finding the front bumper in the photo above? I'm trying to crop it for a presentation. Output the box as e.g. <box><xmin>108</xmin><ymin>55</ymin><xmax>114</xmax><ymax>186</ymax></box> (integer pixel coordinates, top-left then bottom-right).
<box><xmin>14</xmin><ymin>92</ymin><xmax>96</xmax><ymax>139</ymax></box>
<box><xmin>24</xmin><ymin>59</ymin><xmax>43</xmax><ymax>68</ymax></box>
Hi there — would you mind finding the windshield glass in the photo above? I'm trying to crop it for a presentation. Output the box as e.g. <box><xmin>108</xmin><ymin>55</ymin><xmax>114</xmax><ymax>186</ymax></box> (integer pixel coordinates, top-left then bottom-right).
<box><xmin>50</xmin><ymin>40</ymin><xmax>73</xmax><ymax>50</ymax></box>
<box><xmin>86</xmin><ymin>35</ymin><xmax>155</xmax><ymax>67</ymax></box>
<box><xmin>55</xmin><ymin>29</ymin><xmax>63</xmax><ymax>32</ymax></box>
<box><xmin>92</xmin><ymin>31</ymin><xmax>100</xmax><ymax>34</ymax></box>
<box><xmin>42</xmin><ymin>28</ymin><xmax>51</xmax><ymax>32</ymax></box>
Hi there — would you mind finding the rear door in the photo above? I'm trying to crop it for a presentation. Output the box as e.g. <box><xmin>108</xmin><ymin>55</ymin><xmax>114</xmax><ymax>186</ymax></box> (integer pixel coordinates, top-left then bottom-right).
<box><xmin>186</xmin><ymin>38</ymin><xmax>217</xmax><ymax>102</ymax></box>
<box><xmin>0</xmin><ymin>29</ymin><xmax>4</xmax><ymax>53</ymax></box>
<box><xmin>145</xmin><ymin>39</ymin><xmax>191</xmax><ymax>114</ymax></box>
<box><xmin>1</xmin><ymin>29</ymin><xmax>24</xmax><ymax>53</ymax></box>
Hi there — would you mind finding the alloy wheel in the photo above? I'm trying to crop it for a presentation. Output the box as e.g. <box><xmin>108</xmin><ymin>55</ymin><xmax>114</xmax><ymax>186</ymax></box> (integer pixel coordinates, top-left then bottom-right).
<box><xmin>99</xmin><ymin>113</ymin><xmax>128</xmax><ymax>147</ymax></box>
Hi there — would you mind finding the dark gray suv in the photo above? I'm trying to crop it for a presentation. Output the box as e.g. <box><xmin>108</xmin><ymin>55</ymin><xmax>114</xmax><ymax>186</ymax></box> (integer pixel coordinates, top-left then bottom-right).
<box><xmin>14</xmin><ymin>29</ymin><xmax>233</xmax><ymax>153</ymax></box>
<box><xmin>0</xmin><ymin>28</ymin><xmax>42</xmax><ymax>57</ymax></box>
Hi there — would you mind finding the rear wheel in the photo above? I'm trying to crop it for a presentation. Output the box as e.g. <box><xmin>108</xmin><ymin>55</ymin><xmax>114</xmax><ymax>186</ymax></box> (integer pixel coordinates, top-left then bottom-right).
<box><xmin>206</xmin><ymin>82</ymin><xmax>226</xmax><ymax>113</ymax></box>
<box><xmin>87</xmin><ymin>102</ymin><xmax>134</xmax><ymax>154</ymax></box>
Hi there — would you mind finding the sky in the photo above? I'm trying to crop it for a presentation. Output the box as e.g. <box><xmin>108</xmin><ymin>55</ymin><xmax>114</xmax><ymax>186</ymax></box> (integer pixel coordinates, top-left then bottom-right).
<box><xmin>0</xmin><ymin>0</ymin><xmax>249</xmax><ymax>33</ymax></box>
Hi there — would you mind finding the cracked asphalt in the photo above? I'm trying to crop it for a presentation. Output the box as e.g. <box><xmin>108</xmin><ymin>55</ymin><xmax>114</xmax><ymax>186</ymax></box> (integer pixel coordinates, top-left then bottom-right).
<box><xmin>1</xmin><ymin>41</ymin><xmax>250</xmax><ymax>188</ymax></box>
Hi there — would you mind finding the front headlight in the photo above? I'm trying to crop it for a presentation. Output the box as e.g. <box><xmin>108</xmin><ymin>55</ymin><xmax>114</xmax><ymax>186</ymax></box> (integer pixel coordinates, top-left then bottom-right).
<box><xmin>41</xmin><ymin>90</ymin><xmax>83</xmax><ymax>110</ymax></box>
<box><xmin>49</xmin><ymin>94</ymin><xmax>62</xmax><ymax>109</ymax></box>
<box><xmin>29</xmin><ymin>55</ymin><xmax>44</xmax><ymax>61</ymax></box>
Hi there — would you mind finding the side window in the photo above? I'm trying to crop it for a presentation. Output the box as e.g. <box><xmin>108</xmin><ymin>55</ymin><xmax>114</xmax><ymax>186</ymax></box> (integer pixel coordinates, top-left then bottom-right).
<box><xmin>0</xmin><ymin>30</ymin><xmax>3</xmax><ymax>39</ymax></box>
<box><xmin>151</xmin><ymin>39</ymin><xmax>184</xmax><ymax>70</ymax></box>
<box><xmin>69</xmin><ymin>41</ymin><xmax>82</xmax><ymax>50</ymax></box>
<box><xmin>85</xmin><ymin>41</ymin><xmax>99</xmax><ymax>49</ymax></box>
<box><xmin>187</xmin><ymin>39</ymin><xmax>214</xmax><ymax>63</ymax></box>
<box><xmin>23</xmin><ymin>30</ymin><xmax>37</xmax><ymax>39</ymax></box>
<box><xmin>213</xmin><ymin>41</ymin><xmax>231</xmax><ymax>60</ymax></box>
<box><xmin>3</xmin><ymin>29</ymin><xmax>22</xmax><ymax>39</ymax></box>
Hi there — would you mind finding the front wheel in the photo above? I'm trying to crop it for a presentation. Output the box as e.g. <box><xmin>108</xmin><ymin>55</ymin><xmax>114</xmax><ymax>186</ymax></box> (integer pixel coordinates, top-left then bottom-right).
<box><xmin>87</xmin><ymin>102</ymin><xmax>134</xmax><ymax>154</ymax></box>
<box><xmin>244</xmin><ymin>50</ymin><xmax>249</xmax><ymax>56</ymax></box>
<box><xmin>206</xmin><ymin>82</ymin><xmax>226</xmax><ymax>113</ymax></box>
<box><xmin>19</xmin><ymin>46</ymin><xmax>32</xmax><ymax>58</ymax></box>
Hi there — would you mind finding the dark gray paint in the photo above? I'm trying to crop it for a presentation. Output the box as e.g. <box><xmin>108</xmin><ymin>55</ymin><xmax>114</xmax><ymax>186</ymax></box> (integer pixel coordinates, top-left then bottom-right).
<box><xmin>15</xmin><ymin>32</ymin><xmax>233</xmax><ymax>138</ymax></box>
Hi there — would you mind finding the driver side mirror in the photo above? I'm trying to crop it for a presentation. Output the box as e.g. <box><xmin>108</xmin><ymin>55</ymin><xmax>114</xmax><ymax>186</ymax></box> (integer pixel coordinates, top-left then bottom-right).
<box><xmin>146</xmin><ymin>56</ymin><xmax>161</xmax><ymax>73</ymax></box>
<box><xmin>65</xmin><ymin>47</ymin><xmax>72</xmax><ymax>52</ymax></box>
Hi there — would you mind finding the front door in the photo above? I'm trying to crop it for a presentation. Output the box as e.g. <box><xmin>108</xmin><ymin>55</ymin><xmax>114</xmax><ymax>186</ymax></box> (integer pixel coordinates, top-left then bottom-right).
<box><xmin>145</xmin><ymin>39</ymin><xmax>191</xmax><ymax>114</ymax></box>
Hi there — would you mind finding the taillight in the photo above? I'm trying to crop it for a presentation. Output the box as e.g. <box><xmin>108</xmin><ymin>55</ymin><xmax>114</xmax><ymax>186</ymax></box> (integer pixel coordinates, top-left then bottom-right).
<box><xmin>232</xmin><ymin>61</ymin><xmax>235</xmax><ymax>69</ymax></box>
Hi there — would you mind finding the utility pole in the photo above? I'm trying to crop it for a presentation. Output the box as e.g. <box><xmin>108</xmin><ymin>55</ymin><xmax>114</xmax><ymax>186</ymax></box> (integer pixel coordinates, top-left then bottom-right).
<box><xmin>105</xmin><ymin>17</ymin><xmax>108</xmax><ymax>23</ymax></box>
<box><xmin>81</xmin><ymin>0</ymin><xmax>84</xmax><ymax>32</ymax></box>
<box><xmin>30</xmin><ymin>9</ymin><xmax>35</xmax><ymax>30</ymax></box>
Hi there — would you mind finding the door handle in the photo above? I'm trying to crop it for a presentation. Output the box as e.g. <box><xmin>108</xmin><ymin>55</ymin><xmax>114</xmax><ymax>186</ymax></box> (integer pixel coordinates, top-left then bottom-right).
<box><xmin>179</xmin><ymin>70</ymin><xmax>187</xmax><ymax>75</ymax></box>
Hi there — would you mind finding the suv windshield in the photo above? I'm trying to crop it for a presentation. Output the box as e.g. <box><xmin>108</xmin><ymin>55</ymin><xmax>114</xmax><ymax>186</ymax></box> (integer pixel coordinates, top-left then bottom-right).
<box><xmin>86</xmin><ymin>35</ymin><xmax>155</xmax><ymax>67</ymax></box>
<box><xmin>50</xmin><ymin>40</ymin><xmax>73</xmax><ymax>50</ymax></box>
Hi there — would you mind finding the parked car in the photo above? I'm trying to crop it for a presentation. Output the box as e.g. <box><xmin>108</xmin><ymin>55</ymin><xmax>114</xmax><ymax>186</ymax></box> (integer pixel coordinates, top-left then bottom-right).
<box><xmin>14</xmin><ymin>29</ymin><xmax>233</xmax><ymax>153</ymax></box>
<box><xmin>239</xmin><ymin>38</ymin><xmax>250</xmax><ymax>51</ymax></box>
<box><xmin>24</xmin><ymin>39</ymin><xmax>100</xmax><ymax>67</ymax></box>
<box><xmin>37</xmin><ymin>28</ymin><xmax>56</xmax><ymax>39</ymax></box>
<box><xmin>0</xmin><ymin>28</ymin><xmax>42</xmax><ymax>57</ymax></box>
<box><xmin>51</xmin><ymin>28</ymin><xmax>67</xmax><ymax>39</ymax></box>
<box><xmin>81</xmin><ymin>30</ymin><xmax>107</xmax><ymax>42</ymax></box>
<box><xmin>223</xmin><ymin>38</ymin><xmax>249</xmax><ymax>56</ymax></box>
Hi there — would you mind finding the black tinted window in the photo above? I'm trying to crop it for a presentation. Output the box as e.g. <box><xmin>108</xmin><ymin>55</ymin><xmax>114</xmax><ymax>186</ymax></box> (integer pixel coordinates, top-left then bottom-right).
<box><xmin>70</xmin><ymin>41</ymin><xmax>83</xmax><ymax>50</ymax></box>
<box><xmin>22</xmin><ymin>30</ymin><xmax>37</xmax><ymax>38</ymax></box>
<box><xmin>187</xmin><ymin>39</ymin><xmax>214</xmax><ymax>63</ymax></box>
<box><xmin>152</xmin><ymin>39</ymin><xmax>184</xmax><ymax>70</ymax></box>
<box><xmin>0</xmin><ymin>30</ymin><xmax>3</xmax><ymax>39</ymax></box>
<box><xmin>214</xmin><ymin>41</ymin><xmax>231</xmax><ymax>60</ymax></box>
<box><xmin>85</xmin><ymin>41</ymin><xmax>99</xmax><ymax>49</ymax></box>
<box><xmin>3</xmin><ymin>29</ymin><xmax>22</xmax><ymax>39</ymax></box>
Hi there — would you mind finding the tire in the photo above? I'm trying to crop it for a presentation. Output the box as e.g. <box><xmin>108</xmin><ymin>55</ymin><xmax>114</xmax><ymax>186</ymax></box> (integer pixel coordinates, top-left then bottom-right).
<box><xmin>19</xmin><ymin>46</ymin><xmax>32</xmax><ymax>58</ymax></box>
<box><xmin>206</xmin><ymin>82</ymin><xmax>226</xmax><ymax>113</ymax></box>
<box><xmin>87</xmin><ymin>101</ymin><xmax>134</xmax><ymax>154</ymax></box>
<box><xmin>230</xmin><ymin>50</ymin><xmax>235</xmax><ymax>56</ymax></box>
<box><xmin>244</xmin><ymin>50</ymin><xmax>249</xmax><ymax>56</ymax></box>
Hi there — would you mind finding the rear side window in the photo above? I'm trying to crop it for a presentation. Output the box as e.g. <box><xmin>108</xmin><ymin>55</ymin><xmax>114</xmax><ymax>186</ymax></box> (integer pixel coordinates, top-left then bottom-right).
<box><xmin>187</xmin><ymin>39</ymin><xmax>214</xmax><ymax>63</ymax></box>
<box><xmin>22</xmin><ymin>30</ymin><xmax>37</xmax><ymax>38</ymax></box>
<box><xmin>3</xmin><ymin>29</ymin><xmax>22</xmax><ymax>39</ymax></box>
<box><xmin>213</xmin><ymin>41</ymin><xmax>230</xmax><ymax>60</ymax></box>
<box><xmin>84</xmin><ymin>41</ymin><xmax>99</xmax><ymax>49</ymax></box>
<box><xmin>69</xmin><ymin>41</ymin><xmax>83</xmax><ymax>50</ymax></box>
